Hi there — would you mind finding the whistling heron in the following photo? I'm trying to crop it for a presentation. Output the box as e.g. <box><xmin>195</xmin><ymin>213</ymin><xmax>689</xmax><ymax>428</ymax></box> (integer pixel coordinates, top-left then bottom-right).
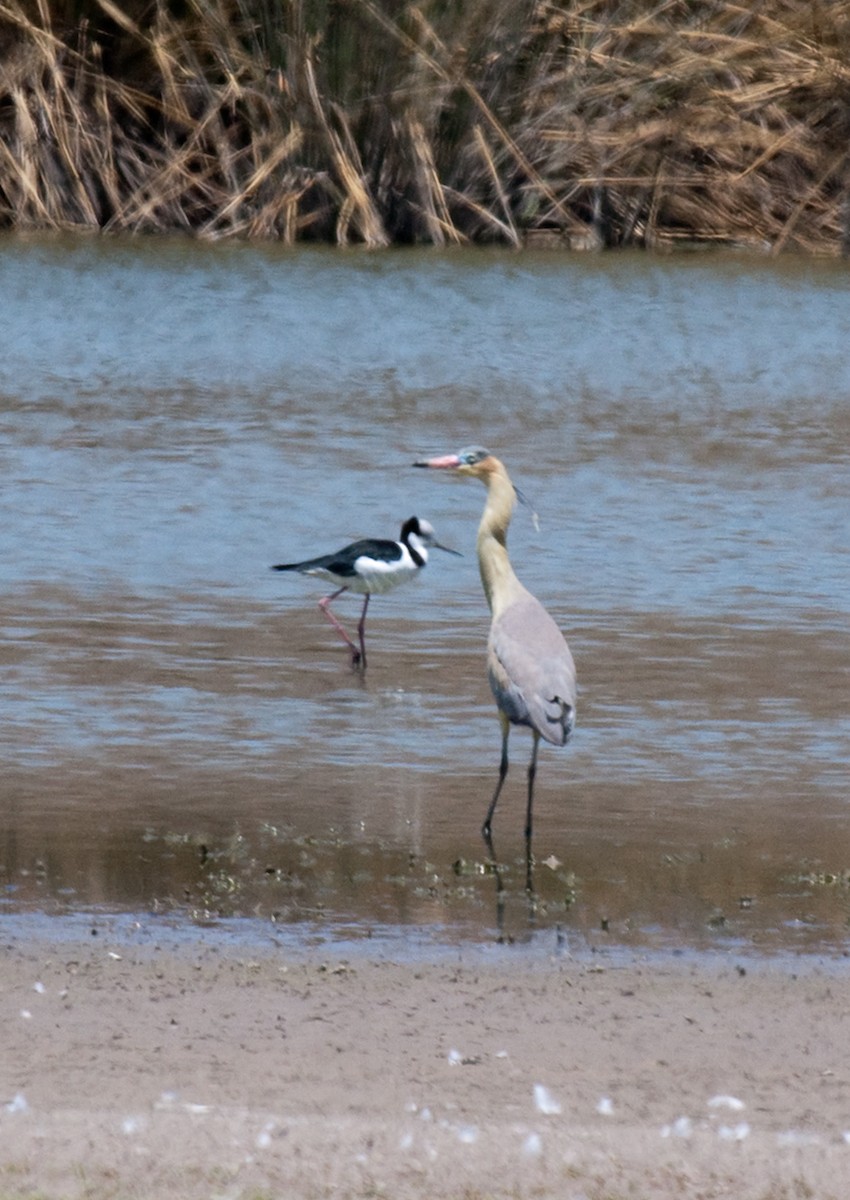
<box><xmin>415</xmin><ymin>448</ymin><xmax>576</xmax><ymax>841</ymax></box>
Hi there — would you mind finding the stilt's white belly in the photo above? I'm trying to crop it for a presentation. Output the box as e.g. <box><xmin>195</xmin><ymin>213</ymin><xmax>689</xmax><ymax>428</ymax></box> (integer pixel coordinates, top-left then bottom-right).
<box><xmin>304</xmin><ymin>553</ymin><xmax>420</xmax><ymax>595</ymax></box>
<box><xmin>352</xmin><ymin>556</ymin><xmax>420</xmax><ymax>594</ymax></box>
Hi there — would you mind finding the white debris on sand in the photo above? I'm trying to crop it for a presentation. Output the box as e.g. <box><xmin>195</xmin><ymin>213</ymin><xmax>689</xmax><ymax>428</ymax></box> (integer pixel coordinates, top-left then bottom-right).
<box><xmin>661</xmin><ymin>1116</ymin><xmax>693</xmax><ymax>1139</ymax></box>
<box><xmin>255</xmin><ymin>1120</ymin><xmax>276</xmax><ymax>1149</ymax></box>
<box><xmin>708</xmin><ymin>1094</ymin><xmax>746</xmax><ymax>1112</ymax></box>
<box><xmin>718</xmin><ymin>1122</ymin><xmax>751</xmax><ymax>1141</ymax></box>
<box><xmin>455</xmin><ymin>1125</ymin><xmax>478</xmax><ymax>1145</ymax></box>
<box><xmin>533</xmin><ymin>1084</ymin><xmax>561</xmax><ymax>1116</ymax></box>
<box><xmin>522</xmin><ymin>1132</ymin><xmax>543</xmax><ymax>1157</ymax></box>
<box><xmin>776</xmin><ymin>1131</ymin><xmax>822</xmax><ymax>1147</ymax></box>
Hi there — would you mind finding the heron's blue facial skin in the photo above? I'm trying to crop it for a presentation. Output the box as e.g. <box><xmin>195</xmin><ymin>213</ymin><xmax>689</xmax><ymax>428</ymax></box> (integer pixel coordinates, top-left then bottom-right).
<box><xmin>457</xmin><ymin>446</ymin><xmax>491</xmax><ymax>466</ymax></box>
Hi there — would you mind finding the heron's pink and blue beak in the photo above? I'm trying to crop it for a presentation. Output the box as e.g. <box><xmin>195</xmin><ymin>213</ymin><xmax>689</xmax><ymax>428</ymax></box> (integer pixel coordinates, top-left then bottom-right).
<box><xmin>414</xmin><ymin>454</ymin><xmax>462</xmax><ymax>470</ymax></box>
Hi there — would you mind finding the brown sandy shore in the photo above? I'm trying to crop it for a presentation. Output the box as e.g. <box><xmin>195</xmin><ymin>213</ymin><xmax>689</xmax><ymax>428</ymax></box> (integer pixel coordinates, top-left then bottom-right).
<box><xmin>2</xmin><ymin>919</ymin><xmax>850</xmax><ymax>1200</ymax></box>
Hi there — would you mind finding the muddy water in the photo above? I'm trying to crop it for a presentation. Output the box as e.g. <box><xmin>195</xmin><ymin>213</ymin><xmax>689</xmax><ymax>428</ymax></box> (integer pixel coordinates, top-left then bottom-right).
<box><xmin>1</xmin><ymin>235</ymin><xmax>849</xmax><ymax>953</ymax></box>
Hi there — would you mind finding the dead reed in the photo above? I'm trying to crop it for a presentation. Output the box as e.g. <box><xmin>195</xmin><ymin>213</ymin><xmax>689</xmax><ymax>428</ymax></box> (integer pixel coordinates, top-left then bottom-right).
<box><xmin>1</xmin><ymin>0</ymin><xmax>848</xmax><ymax>251</ymax></box>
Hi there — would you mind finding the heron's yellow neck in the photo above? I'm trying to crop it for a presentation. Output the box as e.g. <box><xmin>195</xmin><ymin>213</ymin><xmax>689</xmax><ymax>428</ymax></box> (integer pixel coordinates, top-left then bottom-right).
<box><xmin>476</xmin><ymin>459</ymin><xmax>523</xmax><ymax>616</ymax></box>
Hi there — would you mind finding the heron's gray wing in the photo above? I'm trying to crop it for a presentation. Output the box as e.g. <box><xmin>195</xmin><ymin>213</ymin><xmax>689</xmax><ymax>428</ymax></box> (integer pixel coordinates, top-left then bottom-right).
<box><xmin>487</xmin><ymin>592</ymin><xmax>576</xmax><ymax>746</ymax></box>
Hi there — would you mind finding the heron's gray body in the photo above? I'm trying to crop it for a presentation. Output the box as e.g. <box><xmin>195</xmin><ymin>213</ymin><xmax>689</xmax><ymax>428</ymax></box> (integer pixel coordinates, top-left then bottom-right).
<box><xmin>487</xmin><ymin>589</ymin><xmax>576</xmax><ymax>747</ymax></box>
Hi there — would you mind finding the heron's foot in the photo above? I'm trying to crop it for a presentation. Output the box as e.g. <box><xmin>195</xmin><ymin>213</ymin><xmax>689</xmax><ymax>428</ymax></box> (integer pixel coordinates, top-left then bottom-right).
<box><xmin>350</xmin><ymin>648</ymin><xmax>365</xmax><ymax>669</ymax></box>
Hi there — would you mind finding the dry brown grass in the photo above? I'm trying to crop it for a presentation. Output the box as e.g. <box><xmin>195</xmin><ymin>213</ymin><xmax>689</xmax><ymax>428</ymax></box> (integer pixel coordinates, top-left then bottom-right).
<box><xmin>1</xmin><ymin>0</ymin><xmax>848</xmax><ymax>250</ymax></box>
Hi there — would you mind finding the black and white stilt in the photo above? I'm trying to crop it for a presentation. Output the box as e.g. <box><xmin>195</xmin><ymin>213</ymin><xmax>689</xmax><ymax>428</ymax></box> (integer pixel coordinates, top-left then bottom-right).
<box><xmin>272</xmin><ymin>516</ymin><xmax>459</xmax><ymax>668</ymax></box>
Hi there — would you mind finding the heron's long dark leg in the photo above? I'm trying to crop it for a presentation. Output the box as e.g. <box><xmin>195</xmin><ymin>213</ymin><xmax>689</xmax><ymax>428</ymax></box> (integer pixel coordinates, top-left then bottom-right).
<box><xmin>523</xmin><ymin>731</ymin><xmax>541</xmax><ymax>898</ymax></box>
<box><xmin>317</xmin><ymin>587</ymin><xmax>360</xmax><ymax>663</ymax></box>
<box><xmin>356</xmin><ymin>594</ymin><xmax>370</xmax><ymax>669</ymax></box>
<box><xmin>482</xmin><ymin>712</ymin><xmax>510</xmax><ymax>840</ymax></box>
<box><xmin>525</xmin><ymin>730</ymin><xmax>541</xmax><ymax>843</ymax></box>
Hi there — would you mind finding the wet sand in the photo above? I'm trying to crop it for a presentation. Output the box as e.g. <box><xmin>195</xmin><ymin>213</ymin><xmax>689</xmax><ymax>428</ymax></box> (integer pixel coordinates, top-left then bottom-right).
<box><xmin>3</xmin><ymin>922</ymin><xmax>849</xmax><ymax>1199</ymax></box>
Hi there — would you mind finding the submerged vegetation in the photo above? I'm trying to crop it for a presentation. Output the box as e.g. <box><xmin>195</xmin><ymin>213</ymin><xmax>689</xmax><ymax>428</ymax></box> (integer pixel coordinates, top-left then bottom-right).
<box><xmin>1</xmin><ymin>0</ymin><xmax>849</xmax><ymax>251</ymax></box>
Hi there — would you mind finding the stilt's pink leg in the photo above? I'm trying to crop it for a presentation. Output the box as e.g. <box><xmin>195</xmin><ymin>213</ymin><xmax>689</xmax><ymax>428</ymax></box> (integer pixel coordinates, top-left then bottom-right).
<box><xmin>318</xmin><ymin>587</ymin><xmax>362</xmax><ymax>664</ymax></box>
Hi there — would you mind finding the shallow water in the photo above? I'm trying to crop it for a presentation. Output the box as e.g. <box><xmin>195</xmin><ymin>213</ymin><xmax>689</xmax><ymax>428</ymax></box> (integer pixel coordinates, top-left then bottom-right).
<box><xmin>1</xmin><ymin>235</ymin><xmax>849</xmax><ymax>953</ymax></box>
